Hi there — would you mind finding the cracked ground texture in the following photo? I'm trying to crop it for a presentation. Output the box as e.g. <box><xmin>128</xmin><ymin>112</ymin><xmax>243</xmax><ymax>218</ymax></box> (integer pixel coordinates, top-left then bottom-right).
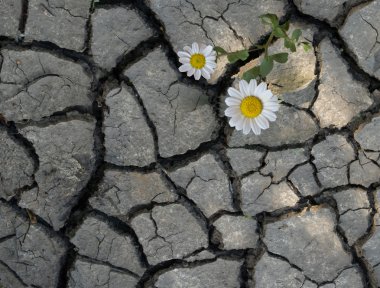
<box><xmin>1</xmin><ymin>0</ymin><xmax>380</xmax><ymax>287</ymax></box>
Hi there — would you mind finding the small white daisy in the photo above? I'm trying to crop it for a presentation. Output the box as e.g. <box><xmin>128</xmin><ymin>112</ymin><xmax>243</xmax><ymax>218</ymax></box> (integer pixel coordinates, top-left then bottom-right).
<box><xmin>177</xmin><ymin>42</ymin><xmax>217</xmax><ymax>80</ymax></box>
<box><xmin>225</xmin><ymin>79</ymin><xmax>279</xmax><ymax>135</ymax></box>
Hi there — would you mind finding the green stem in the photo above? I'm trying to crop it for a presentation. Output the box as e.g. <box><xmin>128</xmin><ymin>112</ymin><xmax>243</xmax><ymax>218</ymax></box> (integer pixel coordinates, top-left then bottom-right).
<box><xmin>216</xmin><ymin>29</ymin><xmax>276</xmax><ymax>60</ymax></box>
<box><xmin>247</xmin><ymin>47</ymin><xmax>263</xmax><ymax>52</ymax></box>
<box><xmin>264</xmin><ymin>32</ymin><xmax>274</xmax><ymax>58</ymax></box>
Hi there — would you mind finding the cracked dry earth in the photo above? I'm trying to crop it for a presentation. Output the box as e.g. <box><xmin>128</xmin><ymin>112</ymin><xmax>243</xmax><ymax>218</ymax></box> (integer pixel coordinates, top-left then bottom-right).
<box><xmin>1</xmin><ymin>1</ymin><xmax>380</xmax><ymax>288</ymax></box>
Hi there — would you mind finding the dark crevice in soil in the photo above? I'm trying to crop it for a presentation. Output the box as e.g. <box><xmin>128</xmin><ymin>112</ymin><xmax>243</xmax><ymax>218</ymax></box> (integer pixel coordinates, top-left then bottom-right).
<box><xmin>332</xmin><ymin>0</ymin><xmax>374</xmax><ymax>28</ymax></box>
<box><xmin>157</xmin><ymin>139</ymin><xmax>220</xmax><ymax>170</ymax></box>
<box><xmin>88</xmin><ymin>210</ymin><xmax>151</xmax><ymax>269</ymax></box>
<box><xmin>214</xmin><ymin>146</ymin><xmax>243</xmax><ymax>212</ymax></box>
<box><xmin>57</xmin><ymin>245</ymin><xmax>77</xmax><ymax>288</ymax></box>
<box><xmin>2</xmin><ymin>121</ymin><xmax>40</xmax><ymax>176</ymax></box>
<box><xmin>353</xmin><ymin>186</ymin><xmax>380</xmax><ymax>287</ymax></box>
<box><xmin>0</xmin><ymin>259</ymin><xmax>29</xmax><ymax>287</ymax></box>
<box><xmin>0</xmin><ymin>39</ymin><xmax>98</xmax><ymax>82</ymax></box>
<box><xmin>82</xmin><ymin>0</ymin><xmax>95</xmax><ymax>55</ymax></box>
<box><xmin>120</xmin><ymin>76</ymin><xmax>160</xmax><ymax>161</ymax></box>
<box><xmin>76</xmin><ymin>254</ymin><xmax>141</xmax><ymax>279</ymax></box>
<box><xmin>328</xmin><ymin>196</ymin><xmax>376</xmax><ymax>287</ymax></box>
<box><xmin>18</xmin><ymin>0</ymin><xmax>29</xmax><ymax>35</ymax></box>
<box><xmin>60</xmin><ymin>83</ymin><xmax>106</xmax><ymax>237</ymax></box>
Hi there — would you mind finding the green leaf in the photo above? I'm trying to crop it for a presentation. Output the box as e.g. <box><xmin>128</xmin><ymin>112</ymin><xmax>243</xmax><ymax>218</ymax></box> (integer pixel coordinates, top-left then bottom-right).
<box><xmin>227</xmin><ymin>49</ymin><xmax>249</xmax><ymax>63</ymax></box>
<box><xmin>271</xmin><ymin>52</ymin><xmax>288</xmax><ymax>63</ymax></box>
<box><xmin>301</xmin><ymin>42</ymin><xmax>312</xmax><ymax>52</ymax></box>
<box><xmin>284</xmin><ymin>38</ymin><xmax>296</xmax><ymax>52</ymax></box>
<box><xmin>242</xmin><ymin>66</ymin><xmax>261</xmax><ymax>81</ymax></box>
<box><xmin>291</xmin><ymin>29</ymin><xmax>302</xmax><ymax>41</ymax></box>
<box><xmin>281</xmin><ymin>21</ymin><xmax>290</xmax><ymax>31</ymax></box>
<box><xmin>260</xmin><ymin>57</ymin><xmax>274</xmax><ymax>77</ymax></box>
<box><xmin>259</xmin><ymin>13</ymin><xmax>279</xmax><ymax>27</ymax></box>
<box><xmin>273</xmin><ymin>27</ymin><xmax>287</xmax><ymax>38</ymax></box>
<box><xmin>214</xmin><ymin>46</ymin><xmax>227</xmax><ymax>55</ymax></box>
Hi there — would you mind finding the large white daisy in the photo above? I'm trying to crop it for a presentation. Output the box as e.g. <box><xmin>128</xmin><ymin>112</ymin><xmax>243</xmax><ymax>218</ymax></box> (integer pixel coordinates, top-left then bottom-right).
<box><xmin>177</xmin><ymin>42</ymin><xmax>217</xmax><ymax>80</ymax></box>
<box><xmin>225</xmin><ymin>79</ymin><xmax>279</xmax><ymax>135</ymax></box>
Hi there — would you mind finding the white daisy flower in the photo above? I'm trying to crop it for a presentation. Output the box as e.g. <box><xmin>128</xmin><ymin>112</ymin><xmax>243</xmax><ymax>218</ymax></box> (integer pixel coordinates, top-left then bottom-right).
<box><xmin>225</xmin><ymin>79</ymin><xmax>279</xmax><ymax>135</ymax></box>
<box><xmin>177</xmin><ymin>42</ymin><xmax>217</xmax><ymax>80</ymax></box>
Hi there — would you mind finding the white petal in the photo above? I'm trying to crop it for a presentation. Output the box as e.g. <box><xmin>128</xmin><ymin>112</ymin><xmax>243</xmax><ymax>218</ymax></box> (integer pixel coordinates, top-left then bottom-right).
<box><xmin>201</xmin><ymin>68</ymin><xmax>211</xmax><ymax>80</ymax></box>
<box><xmin>192</xmin><ymin>42</ymin><xmax>199</xmax><ymax>53</ymax></box>
<box><xmin>177</xmin><ymin>51</ymin><xmax>191</xmax><ymax>58</ymax></box>
<box><xmin>225</xmin><ymin>97</ymin><xmax>241</xmax><ymax>106</ymax></box>
<box><xmin>250</xmin><ymin>119</ymin><xmax>261</xmax><ymax>135</ymax></box>
<box><xmin>206</xmin><ymin>62</ymin><xmax>217</xmax><ymax>69</ymax></box>
<box><xmin>202</xmin><ymin>45</ymin><xmax>213</xmax><ymax>56</ymax></box>
<box><xmin>243</xmin><ymin>118</ymin><xmax>251</xmax><ymax>134</ymax></box>
<box><xmin>203</xmin><ymin>65</ymin><xmax>214</xmax><ymax>74</ymax></box>
<box><xmin>187</xmin><ymin>67</ymin><xmax>195</xmax><ymax>77</ymax></box>
<box><xmin>269</xmin><ymin>96</ymin><xmax>279</xmax><ymax>101</ymax></box>
<box><xmin>248</xmin><ymin>79</ymin><xmax>257</xmax><ymax>95</ymax></box>
<box><xmin>234</xmin><ymin>114</ymin><xmax>245</xmax><ymax>130</ymax></box>
<box><xmin>225</xmin><ymin>106</ymin><xmax>240</xmax><ymax>117</ymax></box>
<box><xmin>262</xmin><ymin>109</ymin><xmax>277</xmax><ymax>121</ymax></box>
<box><xmin>270</xmin><ymin>95</ymin><xmax>279</xmax><ymax>101</ymax></box>
<box><xmin>194</xmin><ymin>69</ymin><xmax>201</xmax><ymax>80</ymax></box>
<box><xmin>239</xmin><ymin>80</ymin><xmax>250</xmax><ymax>96</ymax></box>
<box><xmin>255</xmin><ymin>114</ymin><xmax>269</xmax><ymax>129</ymax></box>
<box><xmin>264</xmin><ymin>101</ymin><xmax>280</xmax><ymax>112</ymax></box>
<box><xmin>229</xmin><ymin>114</ymin><xmax>243</xmax><ymax>129</ymax></box>
<box><xmin>206</xmin><ymin>55</ymin><xmax>216</xmax><ymax>61</ymax></box>
<box><xmin>255</xmin><ymin>82</ymin><xmax>267</xmax><ymax>95</ymax></box>
<box><xmin>257</xmin><ymin>90</ymin><xmax>273</xmax><ymax>101</ymax></box>
<box><xmin>179</xmin><ymin>64</ymin><xmax>191</xmax><ymax>72</ymax></box>
<box><xmin>184</xmin><ymin>46</ymin><xmax>192</xmax><ymax>54</ymax></box>
<box><xmin>227</xmin><ymin>87</ymin><xmax>243</xmax><ymax>99</ymax></box>
<box><xmin>179</xmin><ymin>57</ymin><xmax>190</xmax><ymax>64</ymax></box>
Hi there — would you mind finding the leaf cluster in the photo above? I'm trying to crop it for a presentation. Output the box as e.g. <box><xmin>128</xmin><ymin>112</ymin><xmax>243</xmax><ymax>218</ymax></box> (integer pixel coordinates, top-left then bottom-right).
<box><xmin>214</xmin><ymin>13</ymin><xmax>312</xmax><ymax>82</ymax></box>
<box><xmin>214</xmin><ymin>47</ymin><xmax>249</xmax><ymax>64</ymax></box>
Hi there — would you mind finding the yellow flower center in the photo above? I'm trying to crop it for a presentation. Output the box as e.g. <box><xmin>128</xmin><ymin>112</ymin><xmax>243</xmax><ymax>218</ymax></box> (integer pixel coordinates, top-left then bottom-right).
<box><xmin>240</xmin><ymin>96</ymin><xmax>263</xmax><ymax>118</ymax></box>
<box><xmin>190</xmin><ymin>53</ymin><xmax>206</xmax><ymax>69</ymax></box>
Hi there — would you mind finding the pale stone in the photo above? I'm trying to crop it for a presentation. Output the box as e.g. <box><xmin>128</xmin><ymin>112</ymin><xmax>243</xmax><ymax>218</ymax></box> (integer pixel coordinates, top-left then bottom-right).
<box><xmin>25</xmin><ymin>0</ymin><xmax>92</xmax><ymax>51</ymax></box>
<box><xmin>169</xmin><ymin>154</ymin><xmax>235</xmax><ymax>217</ymax></box>
<box><xmin>124</xmin><ymin>48</ymin><xmax>218</xmax><ymax>157</ymax></box>
<box><xmin>261</xmin><ymin>148</ymin><xmax>308</xmax><ymax>182</ymax></box>
<box><xmin>333</xmin><ymin>188</ymin><xmax>370</xmax><ymax>245</ymax></box>
<box><xmin>90</xmin><ymin>169</ymin><xmax>177</xmax><ymax>218</ymax></box>
<box><xmin>264</xmin><ymin>206</ymin><xmax>352</xmax><ymax>282</ymax></box>
<box><xmin>212</xmin><ymin>215</ymin><xmax>259</xmax><ymax>249</ymax></box>
<box><xmin>131</xmin><ymin>204</ymin><xmax>208</xmax><ymax>265</ymax></box>
<box><xmin>19</xmin><ymin>118</ymin><xmax>96</xmax><ymax>230</ymax></box>
<box><xmin>70</xmin><ymin>216</ymin><xmax>146</xmax><ymax>275</ymax></box>
<box><xmin>340</xmin><ymin>0</ymin><xmax>380</xmax><ymax>80</ymax></box>
<box><xmin>155</xmin><ymin>258</ymin><xmax>243</xmax><ymax>288</ymax></box>
<box><xmin>226</xmin><ymin>148</ymin><xmax>264</xmax><ymax>176</ymax></box>
<box><xmin>241</xmin><ymin>174</ymin><xmax>299</xmax><ymax>215</ymax></box>
<box><xmin>288</xmin><ymin>163</ymin><xmax>320</xmax><ymax>196</ymax></box>
<box><xmin>91</xmin><ymin>7</ymin><xmax>153</xmax><ymax>70</ymax></box>
<box><xmin>254</xmin><ymin>253</ymin><xmax>305</xmax><ymax>288</ymax></box>
<box><xmin>312</xmin><ymin>39</ymin><xmax>372</xmax><ymax>128</ymax></box>
<box><xmin>103</xmin><ymin>85</ymin><xmax>155</xmax><ymax>167</ymax></box>
<box><xmin>312</xmin><ymin>135</ymin><xmax>355</xmax><ymax>188</ymax></box>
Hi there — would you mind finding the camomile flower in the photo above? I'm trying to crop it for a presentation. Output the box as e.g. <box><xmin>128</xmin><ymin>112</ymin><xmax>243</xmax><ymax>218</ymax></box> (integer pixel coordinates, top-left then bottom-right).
<box><xmin>177</xmin><ymin>42</ymin><xmax>217</xmax><ymax>80</ymax></box>
<box><xmin>225</xmin><ymin>79</ymin><xmax>279</xmax><ymax>135</ymax></box>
